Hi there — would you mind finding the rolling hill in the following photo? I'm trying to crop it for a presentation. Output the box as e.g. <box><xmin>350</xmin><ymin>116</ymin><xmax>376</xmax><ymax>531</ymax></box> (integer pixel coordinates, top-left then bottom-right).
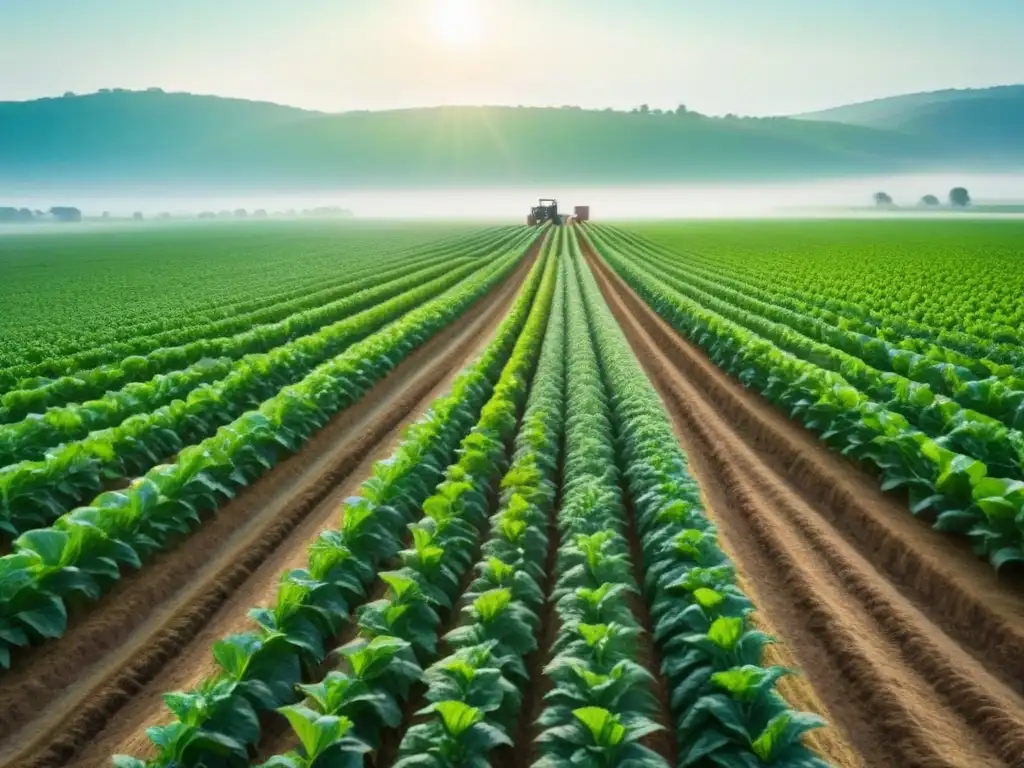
<box><xmin>1</xmin><ymin>87</ymin><xmax>1021</xmax><ymax>191</ymax></box>
<box><xmin>797</xmin><ymin>85</ymin><xmax>1024</xmax><ymax>157</ymax></box>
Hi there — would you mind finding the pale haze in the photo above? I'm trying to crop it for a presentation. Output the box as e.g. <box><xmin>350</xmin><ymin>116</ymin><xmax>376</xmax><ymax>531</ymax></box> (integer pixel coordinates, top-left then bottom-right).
<box><xmin>2</xmin><ymin>0</ymin><xmax>1023</xmax><ymax>115</ymax></box>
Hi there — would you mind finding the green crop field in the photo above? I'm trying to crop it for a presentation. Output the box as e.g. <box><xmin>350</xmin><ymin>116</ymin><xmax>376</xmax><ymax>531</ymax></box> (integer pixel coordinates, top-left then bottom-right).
<box><xmin>0</xmin><ymin>222</ymin><xmax>495</xmax><ymax>371</ymax></box>
<box><xmin>1</xmin><ymin>218</ymin><xmax>1022</xmax><ymax>768</ymax></box>
<box><xmin>632</xmin><ymin>219</ymin><xmax>1024</xmax><ymax>342</ymax></box>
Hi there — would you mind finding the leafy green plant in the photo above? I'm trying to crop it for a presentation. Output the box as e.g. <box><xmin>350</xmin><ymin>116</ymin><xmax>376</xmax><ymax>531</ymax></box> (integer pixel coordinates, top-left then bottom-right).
<box><xmin>0</xmin><ymin>242</ymin><xmax>534</xmax><ymax>670</ymax></box>
<box><xmin>390</xmin><ymin>247</ymin><xmax>570</xmax><ymax>767</ymax></box>
<box><xmin>584</xmin><ymin>224</ymin><xmax>1024</xmax><ymax>574</ymax></box>
<box><xmin>394</xmin><ymin>700</ymin><xmax>512</xmax><ymax>767</ymax></box>
<box><xmin>533</xmin><ymin>243</ymin><xmax>670</xmax><ymax>767</ymax></box>
<box><xmin>112</xmin><ymin>233</ymin><xmax>554</xmax><ymax>765</ymax></box>
<box><xmin>575</xmin><ymin>231</ymin><xmax>833</xmax><ymax>767</ymax></box>
<box><xmin>0</xmin><ymin>253</ymin><xmax>498</xmax><ymax>536</ymax></box>
<box><xmin>535</xmin><ymin>706</ymin><xmax>667</xmax><ymax>767</ymax></box>
<box><xmin>258</xmin><ymin>709</ymin><xmax>370</xmax><ymax>768</ymax></box>
<box><xmin>0</xmin><ymin>225</ymin><xmax>524</xmax><ymax>387</ymax></box>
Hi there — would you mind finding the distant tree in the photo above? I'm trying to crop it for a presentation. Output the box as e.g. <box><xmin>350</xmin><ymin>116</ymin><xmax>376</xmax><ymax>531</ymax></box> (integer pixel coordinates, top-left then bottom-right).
<box><xmin>302</xmin><ymin>206</ymin><xmax>352</xmax><ymax>219</ymax></box>
<box><xmin>158</xmin><ymin>212</ymin><xmax>171</xmax><ymax>219</ymax></box>
<box><xmin>198</xmin><ymin>211</ymin><xmax>217</xmax><ymax>219</ymax></box>
<box><xmin>219</xmin><ymin>210</ymin><xmax>232</xmax><ymax>218</ymax></box>
<box><xmin>112</xmin><ymin>87</ymin><xmax>129</xmax><ymax>93</ymax></box>
<box><xmin>919</xmin><ymin>195</ymin><xmax>940</xmax><ymax>207</ymax></box>
<box><xmin>253</xmin><ymin>209</ymin><xmax>268</xmax><ymax>219</ymax></box>
<box><xmin>0</xmin><ymin>207</ymin><xmax>37</xmax><ymax>223</ymax></box>
<box><xmin>675</xmin><ymin>104</ymin><xmax>689</xmax><ymax>115</ymax></box>
<box><xmin>62</xmin><ymin>91</ymin><xmax>76</xmax><ymax>98</ymax></box>
<box><xmin>49</xmin><ymin>206</ymin><xmax>82</xmax><ymax>222</ymax></box>
<box><xmin>146</xmin><ymin>86</ymin><xmax>165</xmax><ymax>93</ymax></box>
<box><xmin>638</xmin><ymin>104</ymin><xmax>650</xmax><ymax>115</ymax></box>
<box><xmin>873</xmin><ymin>191</ymin><xmax>894</xmax><ymax>207</ymax></box>
<box><xmin>101</xmin><ymin>211</ymin><xmax>111</xmax><ymax>218</ymax></box>
<box><xmin>31</xmin><ymin>209</ymin><xmax>44</xmax><ymax>219</ymax></box>
<box><xmin>234</xmin><ymin>208</ymin><xmax>248</xmax><ymax>218</ymax></box>
<box><xmin>98</xmin><ymin>88</ymin><xmax>112</xmax><ymax>94</ymax></box>
<box><xmin>949</xmin><ymin>187</ymin><xmax>971</xmax><ymax>207</ymax></box>
<box><xmin>132</xmin><ymin>211</ymin><xmax>144</xmax><ymax>221</ymax></box>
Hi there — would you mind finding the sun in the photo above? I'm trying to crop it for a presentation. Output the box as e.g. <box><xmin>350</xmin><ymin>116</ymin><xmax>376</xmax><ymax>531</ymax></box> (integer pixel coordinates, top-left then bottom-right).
<box><xmin>433</xmin><ymin>0</ymin><xmax>482</xmax><ymax>46</ymax></box>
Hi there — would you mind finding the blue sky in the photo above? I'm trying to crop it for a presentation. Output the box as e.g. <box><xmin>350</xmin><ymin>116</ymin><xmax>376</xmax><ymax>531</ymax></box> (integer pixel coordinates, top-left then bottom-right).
<box><xmin>2</xmin><ymin>0</ymin><xmax>1022</xmax><ymax>115</ymax></box>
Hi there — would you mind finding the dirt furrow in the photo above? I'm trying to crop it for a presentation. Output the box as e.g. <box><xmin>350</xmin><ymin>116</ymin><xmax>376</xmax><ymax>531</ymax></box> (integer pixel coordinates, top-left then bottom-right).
<box><xmin>0</xmin><ymin>244</ymin><xmax>538</xmax><ymax>768</ymax></box>
<box><xmin>585</xmin><ymin>242</ymin><xmax>1024</xmax><ymax>768</ymax></box>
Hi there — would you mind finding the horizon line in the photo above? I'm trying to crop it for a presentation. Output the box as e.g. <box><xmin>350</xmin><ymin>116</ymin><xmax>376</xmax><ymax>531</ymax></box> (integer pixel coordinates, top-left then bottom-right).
<box><xmin>3</xmin><ymin>81</ymin><xmax>1021</xmax><ymax>120</ymax></box>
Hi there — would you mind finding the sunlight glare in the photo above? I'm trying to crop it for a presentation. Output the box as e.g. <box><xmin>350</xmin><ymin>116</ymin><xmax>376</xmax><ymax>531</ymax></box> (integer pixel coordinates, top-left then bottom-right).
<box><xmin>433</xmin><ymin>0</ymin><xmax>482</xmax><ymax>47</ymax></box>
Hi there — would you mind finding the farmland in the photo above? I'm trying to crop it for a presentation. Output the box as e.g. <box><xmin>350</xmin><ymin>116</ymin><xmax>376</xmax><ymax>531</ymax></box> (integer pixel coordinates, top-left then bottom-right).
<box><xmin>0</xmin><ymin>218</ymin><xmax>1023</xmax><ymax>768</ymax></box>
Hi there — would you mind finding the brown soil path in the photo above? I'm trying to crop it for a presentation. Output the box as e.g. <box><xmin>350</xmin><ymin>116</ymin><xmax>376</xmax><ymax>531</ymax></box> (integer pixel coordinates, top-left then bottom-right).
<box><xmin>584</xmin><ymin>240</ymin><xmax>1024</xmax><ymax>768</ymax></box>
<box><xmin>0</xmin><ymin>244</ymin><xmax>539</xmax><ymax>768</ymax></box>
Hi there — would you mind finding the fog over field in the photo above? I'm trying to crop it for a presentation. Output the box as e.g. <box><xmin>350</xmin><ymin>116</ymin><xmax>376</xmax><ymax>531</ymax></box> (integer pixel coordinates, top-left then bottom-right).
<box><xmin>6</xmin><ymin>172</ymin><xmax>1024</xmax><ymax>223</ymax></box>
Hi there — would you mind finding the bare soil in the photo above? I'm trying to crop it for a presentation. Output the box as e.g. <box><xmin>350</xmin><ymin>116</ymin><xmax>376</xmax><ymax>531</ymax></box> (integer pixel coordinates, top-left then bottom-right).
<box><xmin>0</xmin><ymin>245</ymin><xmax>538</xmax><ymax>768</ymax></box>
<box><xmin>622</xmin><ymin>492</ymin><xmax>679</xmax><ymax>764</ymax></box>
<box><xmin>584</xmin><ymin>239</ymin><xmax>1024</xmax><ymax>768</ymax></box>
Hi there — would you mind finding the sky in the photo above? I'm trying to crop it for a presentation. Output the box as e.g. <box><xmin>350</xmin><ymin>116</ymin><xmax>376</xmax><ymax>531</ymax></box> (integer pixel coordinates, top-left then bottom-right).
<box><xmin>1</xmin><ymin>0</ymin><xmax>1022</xmax><ymax>116</ymax></box>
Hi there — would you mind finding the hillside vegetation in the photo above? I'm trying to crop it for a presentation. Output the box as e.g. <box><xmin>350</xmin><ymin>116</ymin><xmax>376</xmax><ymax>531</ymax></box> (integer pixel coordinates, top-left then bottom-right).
<box><xmin>3</xmin><ymin>87</ymin><xmax>1021</xmax><ymax>189</ymax></box>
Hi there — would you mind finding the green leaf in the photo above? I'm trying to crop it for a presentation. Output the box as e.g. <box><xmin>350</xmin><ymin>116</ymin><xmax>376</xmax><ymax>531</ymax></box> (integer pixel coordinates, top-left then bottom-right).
<box><xmin>161</xmin><ymin>691</ymin><xmax>207</xmax><ymax>727</ymax></box>
<box><xmin>380</xmin><ymin>571</ymin><xmax>420</xmax><ymax>600</ymax></box>
<box><xmin>411</xmin><ymin>527</ymin><xmax>435</xmax><ymax>551</ymax></box>
<box><xmin>212</xmin><ymin>634</ymin><xmax>259</xmax><ymax>679</ymax></box>
<box><xmin>972</xmin><ymin>476</ymin><xmax>1021</xmax><ymax>501</ymax></box>
<box><xmin>434</xmin><ymin>700</ymin><xmax>482</xmax><ymax>736</ymax></box>
<box><xmin>752</xmin><ymin>712</ymin><xmax>791</xmax><ymax>761</ymax></box>
<box><xmin>483</xmin><ymin>556</ymin><xmax>515</xmax><ymax>584</ymax></box>
<box><xmin>279</xmin><ymin>704</ymin><xmax>351</xmax><ymax>760</ymax></box>
<box><xmin>710</xmin><ymin>667</ymin><xmax>761</xmax><ymax>699</ymax></box>
<box><xmin>707</xmin><ymin>616</ymin><xmax>743</xmax><ymax>651</ymax></box>
<box><xmin>17</xmin><ymin>595</ymin><xmax>68</xmax><ymax>639</ymax></box>
<box><xmin>991</xmin><ymin>546</ymin><xmax>1024</xmax><ymax>571</ymax></box>
<box><xmin>693</xmin><ymin>587</ymin><xmax>724</xmax><ymax>610</ymax></box>
<box><xmin>578</xmin><ymin>623</ymin><xmax>609</xmax><ymax>647</ymax></box>
<box><xmin>977</xmin><ymin>497</ymin><xmax>1017</xmax><ymax>522</ymax></box>
<box><xmin>573</xmin><ymin>706</ymin><xmax>626</xmax><ymax>747</ymax></box>
<box><xmin>345</xmin><ymin>635</ymin><xmax>409</xmax><ymax>680</ymax></box>
<box><xmin>473</xmin><ymin>588</ymin><xmax>512</xmax><ymax>621</ymax></box>
<box><xmin>16</xmin><ymin>529</ymin><xmax>70</xmax><ymax>567</ymax></box>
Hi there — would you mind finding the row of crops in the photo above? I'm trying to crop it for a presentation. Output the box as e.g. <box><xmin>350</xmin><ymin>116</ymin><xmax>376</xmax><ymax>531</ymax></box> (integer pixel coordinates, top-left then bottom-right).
<box><xmin>94</xmin><ymin>228</ymin><xmax>830</xmax><ymax>767</ymax></box>
<box><xmin>0</xmin><ymin>222</ymin><xmax>496</xmax><ymax>372</ymax></box>
<box><xmin>0</xmin><ymin>228</ymin><xmax>535</xmax><ymax>538</ymax></box>
<box><xmin>0</xmin><ymin>225</ymin><xmax>536</xmax><ymax>667</ymax></box>
<box><xmin>633</xmin><ymin>219</ymin><xmax>1024</xmax><ymax>352</ymax></box>
<box><xmin>585</xmin><ymin>223</ymin><xmax>1024</xmax><ymax>572</ymax></box>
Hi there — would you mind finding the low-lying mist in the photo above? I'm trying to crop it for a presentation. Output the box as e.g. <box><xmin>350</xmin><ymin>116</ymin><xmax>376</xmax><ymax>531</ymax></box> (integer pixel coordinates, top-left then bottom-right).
<box><xmin>5</xmin><ymin>173</ymin><xmax>1024</xmax><ymax>222</ymax></box>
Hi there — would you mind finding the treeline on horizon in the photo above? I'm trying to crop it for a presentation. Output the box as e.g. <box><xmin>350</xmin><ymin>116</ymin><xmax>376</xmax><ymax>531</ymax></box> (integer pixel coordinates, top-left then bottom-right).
<box><xmin>31</xmin><ymin>87</ymin><xmax>742</xmax><ymax>120</ymax></box>
<box><xmin>0</xmin><ymin>205</ymin><xmax>354</xmax><ymax>224</ymax></box>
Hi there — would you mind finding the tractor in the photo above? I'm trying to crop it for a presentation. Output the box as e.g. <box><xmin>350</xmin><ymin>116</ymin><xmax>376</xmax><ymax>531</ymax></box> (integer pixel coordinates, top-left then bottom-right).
<box><xmin>527</xmin><ymin>198</ymin><xmax>560</xmax><ymax>226</ymax></box>
<box><xmin>526</xmin><ymin>199</ymin><xmax>590</xmax><ymax>225</ymax></box>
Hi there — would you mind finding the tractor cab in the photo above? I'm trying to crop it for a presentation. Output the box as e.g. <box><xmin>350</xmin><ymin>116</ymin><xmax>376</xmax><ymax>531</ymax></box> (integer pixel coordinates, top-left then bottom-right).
<box><xmin>527</xmin><ymin>198</ymin><xmax>560</xmax><ymax>226</ymax></box>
